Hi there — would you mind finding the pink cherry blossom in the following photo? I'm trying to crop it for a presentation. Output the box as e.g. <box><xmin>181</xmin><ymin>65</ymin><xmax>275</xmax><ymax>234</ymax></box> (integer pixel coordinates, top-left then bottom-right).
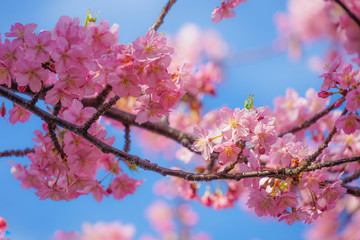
<box><xmin>8</xmin><ymin>105</ymin><xmax>31</xmax><ymax>124</ymax></box>
<box><xmin>191</xmin><ymin>126</ymin><xmax>214</xmax><ymax>160</ymax></box>
<box><xmin>216</xmin><ymin>107</ymin><xmax>248</xmax><ymax>141</ymax></box>
<box><xmin>5</xmin><ymin>22</ymin><xmax>37</xmax><ymax>42</ymax></box>
<box><xmin>335</xmin><ymin>113</ymin><xmax>360</xmax><ymax>135</ymax></box>
<box><xmin>133</xmin><ymin>30</ymin><xmax>174</xmax><ymax>60</ymax></box>
<box><xmin>335</xmin><ymin>63</ymin><xmax>359</xmax><ymax>90</ymax></box>
<box><xmin>275</xmin><ymin>192</ymin><xmax>298</xmax><ymax>214</ymax></box>
<box><xmin>213</xmin><ymin>141</ymin><xmax>241</xmax><ymax>165</ymax></box>
<box><xmin>107</xmin><ymin>67</ymin><xmax>141</xmax><ymax>98</ymax></box>
<box><xmin>110</xmin><ymin>174</ymin><xmax>144</xmax><ymax>200</ymax></box>
<box><xmin>85</xmin><ymin>19</ymin><xmax>118</xmax><ymax>58</ymax></box>
<box><xmin>62</xmin><ymin>99</ymin><xmax>96</xmax><ymax>125</ymax></box>
<box><xmin>0</xmin><ymin>61</ymin><xmax>12</xmax><ymax>87</ymax></box>
<box><xmin>13</xmin><ymin>59</ymin><xmax>49</xmax><ymax>92</ymax></box>
<box><xmin>135</xmin><ymin>102</ymin><xmax>169</xmax><ymax>124</ymax></box>
<box><xmin>247</xmin><ymin>189</ymin><xmax>277</xmax><ymax>217</ymax></box>
<box><xmin>24</xmin><ymin>30</ymin><xmax>55</xmax><ymax>62</ymax></box>
<box><xmin>211</xmin><ymin>2</ymin><xmax>236</xmax><ymax>24</ymax></box>
<box><xmin>278</xmin><ymin>208</ymin><xmax>310</xmax><ymax>225</ymax></box>
<box><xmin>345</xmin><ymin>88</ymin><xmax>360</xmax><ymax>112</ymax></box>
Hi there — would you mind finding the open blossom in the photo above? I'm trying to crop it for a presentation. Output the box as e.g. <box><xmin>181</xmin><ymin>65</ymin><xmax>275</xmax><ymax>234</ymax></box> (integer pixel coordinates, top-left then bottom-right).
<box><xmin>13</xmin><ymin>59</ymin><xmax>49</xmax><ymax>92</ymax></box>
<box><xmin>335</xmin><ymin>113</ymin><xmax>360</xmax><ymax>134</ymax></box>
<box><xmin>345</xmin><ymin>88</ymin><xmax>360</xmax><ymax>112</ymax></box>
<box><xmin>0</xmin><ymin>61</ymin><xmax>12</xmax><ymax>87</ymax></box>
<box><xmin>191</xmin><ymin>126</ymin><xmax>214</xmax><ymax>160</ymax></box>
<box><xmin>85</xmin><ymin>19</ymin><xmax>118</xmax><ymax>58</ymax></box>
<box><xmin>216</xmin><ymin>107</ymin><xmax>248</xmax><ymax>141</ymax></box>
<box><xmin>335</xmin><ymin>63</ymin><xmax>359</xmax><ymax>90</ymax></box>
<box><xmin>107</xmin><ymin>67</ymin><xmax>141</xmax><ymax>98</ymax></box>
<box><xmin>213</xmin><ymin>141</ymin><xmax>241</xmax><ymax>165</ymax></box>
<box><xmin>24</xmin><ymin>30</ymin><xmax>55</xmax><ymax>62</ymax></box>
<box><xmin>5</xmin><ymin>22</ymin><xmax>37</xmax><ymax>42</ymax></box>
<box><xmin>275</xmin><ymin>192</ymin><xmax>298</xmax><ymax>214</ymax></box>
<box><xmin>247</xmin><ymin>189</ymin><xmax>277</xmax><ymax>217</ymax></box>
<box><xmin>110</xmin><ymin>174</ymin><xmax>144</xmax><ymax>200</ymax></box>
<box><xmin>133</xmin><ymin>29</ymin><xmax>174</xmax><ymax>60</ymax></box>
<box><xmin>62</xmin><ymin>99</ymin><xmax>97</xmax><ymax>125</ymax></box>
<box><xmin>278</xmin><ymin>208</ymin><xmax>310</xmax><ymax>225</ymax></box>
<box><xmin>135</xmin><ymin>101</ymin><xmax>169</xmax><ymax>124</ymax></box>
<box><xmin>8</xmin><ymin>105</ymin><xmax>31</xmax><ymax>124</ymax></box>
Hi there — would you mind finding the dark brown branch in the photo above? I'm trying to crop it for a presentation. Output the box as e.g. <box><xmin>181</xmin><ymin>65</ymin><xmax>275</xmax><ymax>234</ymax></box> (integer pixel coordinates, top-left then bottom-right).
<box><xmin>282</xmin><ymin>108</ymin><xmax>346</xmax><ymax>176</ymax></box>
<box><xmin>28</xmin><ymin>85</ymin><xmax>54</xmax><ymax>106</ymax></box>
<box><xmin>343</xmin><ymin>169</ymin><xmax>360</xmax><ymax>184</ymax></box>
<box><xmin>150</xmin><ymin>0</ymin><xmax>177</xmax><ymax>31</ymax></box>
<box><xmin>124</xmin><ymin>124</ymin><xmax>131</xmax><ymax>153</ymax></box>
<box><xmin>83</xmin><ymin>95</ymin><xmax>120</xmax><ymax>131</ymax></box>
<box><xmin>278</xmin><ymin>98</ymin><xmax>343</xmax><ymax>137</ymax></box>
<box><xmin>2</xmin><ymin>86</ymin><xmax>359</xmax><ymax>183</ymax></box>
<box><xmin>47</xmin><ymin>122</ymin><xmax>66</xmax><ymax>160</ymax></box>
<box><xmin>334</xmin><ymin>0</ymin><xmax>360</xmax><ymax>28</ymax></box>
<box><xmin>344</xmin><ymin>185</ymin><xmax>360</xmax><ymax>197</ymax></box>
<box><xmin>306</xmin><ymin>156</ymin><xmax>360</xmax><ymax>172</ymax></box>
<box><xmin>93</xmin><ymin>84</ymin><xmax>113</xmax><ymax>109</ymax></box>
<box><xmin>0</xmin><ymin>148</ymin><xmax>34</xmax><ymax>158</ymax></box>
<box><xmin>104</xmin><ymin>108</ymin><xmax>196</xmax><ymax>150</ymax></box>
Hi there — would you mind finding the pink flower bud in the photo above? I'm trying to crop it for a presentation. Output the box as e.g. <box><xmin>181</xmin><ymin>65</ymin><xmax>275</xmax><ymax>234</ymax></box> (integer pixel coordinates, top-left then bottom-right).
<box><xmin>317</xmin><ymin>91</ymin><xmax>333</xmax><ymax>98</ymax></box>
<box><xmin>18</xmin><ymin>85</ymin><xmax>26</xmax><ymax>93</ymax></box>
<box><xmin>0</xmin><ymin>102</ymin><xmax>6</xmax><ymax>118</ymax></box>
<box><xmin>334</xmin><ymin>98</ymin><xmax>344</xmax><ymax>108</ymax></box>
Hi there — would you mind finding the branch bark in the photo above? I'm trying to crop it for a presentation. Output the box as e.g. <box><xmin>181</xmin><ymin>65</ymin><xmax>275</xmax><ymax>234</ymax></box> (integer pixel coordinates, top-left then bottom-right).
<box><xmin>150</xmin><ymin>0</ymin><xmax>177</xmax><ymax>31</ymax></box>
<box><xmin>1</xmin><ymin>86</ymin><xmax>359</xmax><ymax>183</ymax></box>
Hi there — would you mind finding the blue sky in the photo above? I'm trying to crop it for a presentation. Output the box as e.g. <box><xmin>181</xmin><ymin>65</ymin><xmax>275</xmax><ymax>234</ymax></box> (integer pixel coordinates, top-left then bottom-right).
<box><xmin>0</xmin><ymin>0</ymin><xmax>327</xmax><ymax>239</ymax></box>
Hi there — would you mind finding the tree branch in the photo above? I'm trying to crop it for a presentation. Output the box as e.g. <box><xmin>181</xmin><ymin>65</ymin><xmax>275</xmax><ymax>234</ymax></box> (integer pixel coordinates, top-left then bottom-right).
<box><xmin>0</xmin><ymin>148</ymin><xmax>35</xmax><ymax>158</ymax></box>
<box><xmin>334</xmin><ymin>0</ymin><xmax>360</xmax><ymax>28</ymax></box>
<box><xmin>1</xmin><ymin>86</ymin><xmax>359</xmax><ymax>183</ymax></box>
<box><xmin>344</xmin><ymin>185</ymin><xmax>360</xmax><ymax>197</ymax></box>
<box><xmin>150</xmin><ymin>0</ymin><xmax>177</xmax><ymax>31</ymax></box>
<box><xmin>278</xmin><ymin>98</ymin><xmax>343</xmax><ymax>137</ymax></box>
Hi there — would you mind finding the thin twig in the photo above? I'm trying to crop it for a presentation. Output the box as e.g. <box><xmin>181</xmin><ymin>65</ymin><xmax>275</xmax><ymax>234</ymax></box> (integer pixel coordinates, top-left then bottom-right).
<box><xmin>343</xmin><ymin>169</ymin><xmax>360</xmax><ymax>184</ymax></box>
<box><xmin>28</xmin><ymin>85</ymin><xmax>54</xmax><ymax>106</ymax></box>
<box><xmin>284</xmin><ymin>108</ymin><xmax>345</xmax><ymax>175</ymax></box>
<box><xmin>0</xmin><ymin>148</ymin><xmax>35</xmax><ymax>158</ymax></box>
<box><xmin>150</xmin><ymin>0</ymin><xmax>177</xmax><ymax>31</ymax></box>
<box><xmin>47</xmin><ymin>123</ymin><xmax>66</xmax><ymax>160</ymax></box>
<box><xmin>278</xmin><ymin>98</ymin><xmax>343</xmax><ymax>137</ymax></box>
<box><xmin>334</xmin><ymin>0</ymin><xmax>360</xmax><ymax>28</ymax></box>
<box><xmin>83</xmin><ymin>95</ymin><xmax>120</xmax><ymax>131</ymax></box>
<box><xmin>124</xmin><ymin>124</ymin><xmax>131</xmax><ymax>153</ymax></box>
<box><xmin>344</xmin><ymin>185</ymin><xmax>360</xmax><ymax>197</ymax></box>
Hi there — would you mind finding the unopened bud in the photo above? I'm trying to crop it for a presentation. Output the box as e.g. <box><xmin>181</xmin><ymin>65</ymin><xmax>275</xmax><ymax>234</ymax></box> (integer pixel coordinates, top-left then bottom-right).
<box><xmin>0</xmin><ymin>102</ymin><xmax>5</xmax><ymax>118</ymax></box>
<box><xmin>334</xmin><ymin>98</ymin><xmax>344</xmax><ymax>107</ymax></box>
<box><xmin>317</xmin><ymin>91</ymin><xmax>333</xmax><ymax>98</ymax></box>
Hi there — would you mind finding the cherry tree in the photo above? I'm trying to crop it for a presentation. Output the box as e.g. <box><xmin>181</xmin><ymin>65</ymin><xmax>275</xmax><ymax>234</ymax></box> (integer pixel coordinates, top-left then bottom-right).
<box><xmin>1</xmin><ymin>0</ymin><xmax>360</xmax><ymax>239</ymax></box>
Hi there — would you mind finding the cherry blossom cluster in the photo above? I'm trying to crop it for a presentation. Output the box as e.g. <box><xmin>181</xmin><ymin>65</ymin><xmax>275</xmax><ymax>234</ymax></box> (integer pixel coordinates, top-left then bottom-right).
<box><xmin>318</xmin><ymin>58</ymin><xmax>360</xmax><ymax>135</ymax></box>
<box><xmin>211</xmin><ymin>0</ymin><xmax>247</xmax><ymax>23</ymax></box>
<box><xmin>52</xmin><ymin>201</ymin><xmax>209</xmax><ymax>240</ymax></box>
<box><xmin>0</xmin><ymin>15</ymin><xmax>185</xmax><ymax>125</ymax></box>
<box><xmin>145</xmin><ymin>86</ymin><xmax>351</xmax><ymax>224</ymax></box>
<box><xmin>11</xmin><ymin>116</ymin><xmax>143</xmax><ymax>201</ymax></box>
<box><xmin>53</xmin><ymin>221</ymin><xmax>135</xmax><ymax>240</ymax></box>
<box><xmin>275</xmin><ymin>0</ymin><xmax>360</xmax><ymax>63</ymax></box>
<box><xmin>305</xmin><ymin>195</ymin><xmax>360</xmax><ymax>239</ymax></box>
